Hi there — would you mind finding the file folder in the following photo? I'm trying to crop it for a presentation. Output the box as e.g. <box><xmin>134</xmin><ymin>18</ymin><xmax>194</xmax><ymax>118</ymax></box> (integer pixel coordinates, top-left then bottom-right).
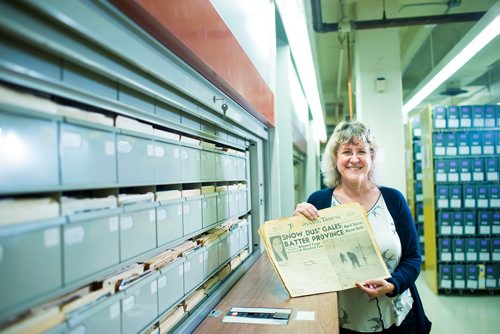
<box><xmin>459</xmin><ymin>106</ymin><xmax>472</xmax><ymax>128</ymax></box>
<box><xmin>472</xmin><ymin>105</ymin><xmax>485</xmax><ymax>127</ymax></box>
<box><xmin>466</xmin><ymin>265</ymin><xmax>479</xmax><ymax>290</ymax></box>
<box><xmin>463</xmin><ymin>211</ymin><xmax>476</xmax><ymax>235</ymax></box>
<box><xmin>457</xmin><ymin>132</ymin><xmax>470</xmax><ymax>155</ymax></box>
<box><xmin>452</xmin><ymin>238</ymin><xmax>465</xmax><ymax>261</ymax></box>
<box><xmin>453</xmin><ymin>265</ymin><xmax>466</xmax><ymax>289</ymax></box>
<box><xmin>432</xmin><ymin>106</ymin><xmax>447</xmax><ymax>128</ymax></box>
<box><xmin>465</xmin><ymin>238</ymin><xmax>478</xmax><ymax>261</ymax></box>
<box><xmin>447</xmin><ymin>105</ymin><xmax>460</xmax><ymax>128</ymax></box>
<box><xmin>459</xmin><ymin>159</ymin><xmax>472</xmax><ymax>182</ymax></box>
<box><xmin>438</xmin><ymin>238</ymin><xmax>452</xmax><ymax>261</ymax></box>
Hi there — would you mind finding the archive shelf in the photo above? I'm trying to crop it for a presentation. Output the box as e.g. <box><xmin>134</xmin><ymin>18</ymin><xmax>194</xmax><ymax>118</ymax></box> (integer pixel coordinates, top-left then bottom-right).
<box><xmin>0</xmin><ymin>1</ymin><xmax>267</xmax><ymax>333</ymax></box>
<box><xmin>420</xmin><ymin>105</ymin><xmax>500</xmax><ymax>295</ymax></box>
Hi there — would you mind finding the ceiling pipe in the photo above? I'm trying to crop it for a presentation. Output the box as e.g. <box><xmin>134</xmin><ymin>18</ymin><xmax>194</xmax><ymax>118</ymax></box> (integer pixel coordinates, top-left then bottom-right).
<box><xmin>311</xmin><ymin>0</ymin><xmax>485</xmax><ymax>33</ymax></box>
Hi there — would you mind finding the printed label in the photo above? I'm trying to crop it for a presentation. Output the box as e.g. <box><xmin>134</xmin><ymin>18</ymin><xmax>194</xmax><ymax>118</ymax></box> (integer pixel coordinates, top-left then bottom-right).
<box><xmin>44</xmin><ymin>228</ymin><xmax>60</xmax><ymax>248</ymax></box>
<box><xmin>150</xmin><ymin>281</ymin><xmax>158</xmax><ymax>294</ymax></box>
<box><xmin>64</xmin><ymin>226</ymin><xmax>85</xmax><ymax>245</ymax></box>
<box><xmin>109</xmin><ymin>216</ymin><xmax>119</xmax><ymax>232</ymax></box>
<box><xmin>117</xmin><ymin>140</ymin><xmax>132</xmax><ymax>153</ymax></box>
<box><xmin>158</xmin><ymin>275</ymin><xmax>167</xmax><ymax>289</ymax></box>
<box><xmin>157</xmin><ymin>209</ymin><xmax>166</xmax><ymax>221</ymax></box>
<box><xmin>120</xmin><ymin>216</ymin><xmax>134</xmax><ymax>230</ymax></box>
<box><xmin>155</xmin><ymin>145</ymin><xmax>165</xmax><ymax>157</ymax></box>
<box><xmin>122</xmin><ymin>296</ymin><xmax>135</xmax><ymax>312</ymax></box>
<box><xmin>61</xmin><ymin>131</ymin><xmax>82</xmax><ymax>148</ymax></box>
<box><xmin>147</xmin><ymin>144</ymin><xmax>154</xmax><ymax>156</ymax></box>
<box><xmin>105</xmin><ymin>141</ymin><xmax>115</xmax><ymax>156</ymax></box>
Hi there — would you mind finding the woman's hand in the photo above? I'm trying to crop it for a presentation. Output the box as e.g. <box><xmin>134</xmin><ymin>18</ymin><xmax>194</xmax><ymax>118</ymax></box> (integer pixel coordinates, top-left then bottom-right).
<box><xmin>294</xmin><ymin>202</ymin><xmax>320</xmax><ymax>220</ymax></box>
<box><xmin>355</xmin><ymin>279</ymin><xmax>395</xmax><ymax>298</ymax></box>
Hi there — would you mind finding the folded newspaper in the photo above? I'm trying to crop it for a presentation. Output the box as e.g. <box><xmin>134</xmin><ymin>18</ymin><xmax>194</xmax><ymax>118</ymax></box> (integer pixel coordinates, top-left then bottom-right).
<box><xmin>259</xmin><ymin>203</ymin><xmax>390</xmax><ymax>297</ymax></box>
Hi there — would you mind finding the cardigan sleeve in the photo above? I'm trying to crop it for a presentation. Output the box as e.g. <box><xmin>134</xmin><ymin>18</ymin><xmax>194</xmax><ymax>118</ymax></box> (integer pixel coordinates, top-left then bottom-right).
<box><xmin>384</xmin><ymin>188</ymin><xmax>422</xmax><ymax>296</ymax></box>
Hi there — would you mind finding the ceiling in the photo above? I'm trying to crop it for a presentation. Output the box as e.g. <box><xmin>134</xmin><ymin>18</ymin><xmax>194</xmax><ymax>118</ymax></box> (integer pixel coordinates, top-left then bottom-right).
<box><xmin>303</xmin><ymin>0</ymin><xmax>499</xmax><ymax>127</ymax></box>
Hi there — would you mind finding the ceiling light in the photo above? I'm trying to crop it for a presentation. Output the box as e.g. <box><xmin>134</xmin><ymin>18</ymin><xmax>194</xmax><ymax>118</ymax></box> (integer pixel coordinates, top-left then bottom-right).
<box><xmin>403</xmin><ymin>3</ymin><xmax>500</xmax><ymax>114</ymax></box>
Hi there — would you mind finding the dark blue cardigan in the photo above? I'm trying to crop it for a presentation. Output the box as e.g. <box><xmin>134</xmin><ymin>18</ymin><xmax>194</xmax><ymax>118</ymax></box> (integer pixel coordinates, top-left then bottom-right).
<box><xmin>307</xmin><ymin>186</ymin><xmax>431</xmax><ymax>333</ymax></box>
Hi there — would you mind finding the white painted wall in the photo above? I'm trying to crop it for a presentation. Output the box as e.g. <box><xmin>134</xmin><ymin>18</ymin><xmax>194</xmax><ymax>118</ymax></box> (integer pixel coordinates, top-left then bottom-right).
<box><xmin>354</xmin><ymin>28</ymin><xmax>407</xmax><ymax>194</ymax></box>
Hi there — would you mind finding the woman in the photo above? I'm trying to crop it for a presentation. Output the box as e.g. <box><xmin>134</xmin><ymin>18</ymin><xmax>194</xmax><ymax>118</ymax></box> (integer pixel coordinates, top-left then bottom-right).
<box><xmin>295</xmin><ymin>121</ymin><xmax>431</xmax><ymax>334</ymax></box>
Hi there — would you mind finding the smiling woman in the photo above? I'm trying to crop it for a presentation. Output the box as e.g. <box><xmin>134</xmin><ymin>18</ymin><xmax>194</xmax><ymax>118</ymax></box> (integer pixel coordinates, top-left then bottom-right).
<box><xmin>294</xmin><ymin>121</ymin><xmax>431</xmax><ymax>334</ymax></box>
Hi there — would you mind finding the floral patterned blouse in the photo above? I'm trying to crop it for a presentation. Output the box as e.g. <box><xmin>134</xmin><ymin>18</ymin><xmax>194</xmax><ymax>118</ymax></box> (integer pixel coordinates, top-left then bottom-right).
<box><xmin>332</xmin><ymin>194</ymin><xmax>414</xmax><ymax>332</ymax></box>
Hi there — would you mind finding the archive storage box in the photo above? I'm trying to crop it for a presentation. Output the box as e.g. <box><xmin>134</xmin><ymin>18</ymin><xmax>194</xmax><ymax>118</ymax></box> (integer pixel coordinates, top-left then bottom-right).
<box><xmin>466</xmin><ymin>265</ymin><xmax>479</xmax><ymax>289</ymax></box>
<box><xmin>63</xmin><ymin>209</ymin><xmax>121</xmax><ymax>284</ymax></box>
<box><xmin>183</xmin><ymin>248</ymin><xmax>204</xmax><ymax>294</ymax></box>
<box><xmin>0</xmin><ymin>219</ymin><xmax>64</xmax><ymax>314</ymax></box>
<box><xmin>183</xmin><ymin>196</ymin><xmax>202</xmax><ymax>236</ymax></box>
<box><xmin>116</xmin><ymin>133</ymin><xmax>156</xmax><ymax>185</ymax></box>
<box><xmin>203</xmin><ymin>241</ymin><xmax>219</xmax><ymax>278</ymax></box>
<box><xmin>121</xmin><ymin>272</ymin><xmax>159</xmax><ymax>334</ymax></box>
<box><xmin>216</xmin><ymin>192</ymin><xmax>230</xmax><ymax>222</ymax></box>
<box><xmin>67</xmin><ymin>296</ymin><xmax>121</xmax><ymax>333</ymax></box>
<box><xmin>238</xmin><ymin>189</ymin><xmax>248</xmax><ymax>216</ymax></box>
<box><xmin>202</xmin><ymin>194</ymin><xmax>218</xmax><ymax>229</ymax></box>
<box><xmin>453</xmin><ymin>265</ymin><xmax>466</xmax><ymax>289</ymax></box>
<box><xmin>153</xmin><ymin>139</ymin><xmax>181</xmax><ymax>184</ymax></box>
<box><xmin>200</xmin><ymin>150</ymin><xmax>216</xmax><ymax>181</ymax></box>
<box><xmin>0</xmin><ymin>112</ymin><xmax>59</xmax><ymax>192</ymax></box>
<box><xmin>156</xmin><ymin>198</ymin><xmax>183</xmax><ymax>246</ymax></box>
<box><xmin>180</xmin><ymin>145</ymin><xmax>201</xmax><ymax>183</ymax></box>
<box><xmin>218</xmin><ymin>233</ymin><xmax>231</xmax><ymax>265</ymax></box>
<box><xmin>158</xmin><ymin>259</ymin><xmax>185</xmax><ymax>315</ymax></box>
<box><xmin>60</xmin><ymin>123</ymin><xmax>117</xmax><ymax>186</ymax></box>
<box><xmin>119</xmin><ymin>202</ymin><xmax>157</xmax><ymax>261</ymax></box>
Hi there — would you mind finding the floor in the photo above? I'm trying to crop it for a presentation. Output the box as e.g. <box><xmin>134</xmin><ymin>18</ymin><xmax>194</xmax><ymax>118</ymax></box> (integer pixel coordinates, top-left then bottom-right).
<box><xmin>416</xmin><ymin>271</ymin><xmax>500</xmax><ymax>334</ymax></box>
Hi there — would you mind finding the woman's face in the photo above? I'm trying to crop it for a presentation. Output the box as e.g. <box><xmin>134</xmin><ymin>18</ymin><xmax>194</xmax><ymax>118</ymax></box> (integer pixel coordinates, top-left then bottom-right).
<box><xmin>272</xmin><ymin>237</ymin><xmax>283</xmax><ymax>252</ymax></box>
<box><xmin>336</xmin><ymin>139</ymin><xmax>373</xmax><ymax>184</ymax></box>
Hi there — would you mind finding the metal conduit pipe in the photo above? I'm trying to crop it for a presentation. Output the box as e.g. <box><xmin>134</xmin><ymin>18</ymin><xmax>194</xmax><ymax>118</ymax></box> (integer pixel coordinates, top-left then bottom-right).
<box><xmin>311</xmin><ymin>0</ymin><xmax>486</xmax><ymax>33</ymax></box>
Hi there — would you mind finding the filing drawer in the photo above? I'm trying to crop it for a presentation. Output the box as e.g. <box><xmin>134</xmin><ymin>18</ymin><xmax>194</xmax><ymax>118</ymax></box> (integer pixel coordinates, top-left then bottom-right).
<box><xmin>183</xmin><ymin>197</ymin><xmax>202</xmax><ymax>236</ymax></box>
<box><xmin>60</xmin><ymin>123</ymin><xmax>116</xmax><ymax>186</ymax></box>
<box><xmin>158</xmin><ymin>259</ymin><xmax>185</xmax><ymax>314</ymax></box>
<box><xmin>200</xmin><ymin>150</ymin><xmax>216</xmax><ymax>181</ymax></box>
<box><xmin>156</xmin><ymin>200</ymin><xmax>183</xmax><ymax>246</ymax></box>
<box><xmin>154</xmin><ymin>140</ymin><xmax>181</xmax><ymax>184</ymax></box>
<box><xmin>237</xmin><ymin>157</ymin><xmax>247</xmax><ymax>181</ymax></box>
<box><xmin>117</xmin><ymin>134</ymin><xmax>155</xmax><ymax>185</ymax></box>
<box><xmin>180</xmin><ymin>145</ymin><xmax>201</xmax><ymax>182</ymax></box>
<box><xmin>228</xmin><ymin>191</ymin><xmax>239</xmax><ymax>218</ymax></box>
<box><xmin>0</xmin><ymin>223</ymin><xmax>63</xmax><ymax>313</ymax></box>
<box><xmin>68</xmin><ymin>297</ymin><xmax>121</xmax><ymax>334</ymax></box>
<box><xmin>183</xmin><ymin>248</ymin><xmax>204</xmax><ymax>294</ymax></box>
<box><xmin>202</xmin><ymin>195</ymin><xmax>218</xmax><ymax>229</ymax></box>
<box><xmin>217</xmin><ymin>153</ymin><xmax>232</xmax><ymax>181</ymax></box>
<box><xmin>120</xmin><ymin>204</ymin><xmax>157</xmax><ymax>261</ymax></box>
<box><xmin>229</xmin><ymin>228</ymin><xmax>240</xmax><ymax>257</ymax></box>
<box><xmin>63</xmin><ymin>210</ymin><xmax>120</xmax><ymax>284</ymax></box>
<box><xmin>218</xmin><ymin>234</ymin><xmax>230</xmax><ymax>265</ymax></box>
<box><xmin>217</xmin><ymin>193</ymin><xmax>229</xmax><ymax>222</ymax></box>
<box><xmin>204</xmin><ymin>242</ymin><xmax>219</xmax><ymax>277</ymax></box>
<box><xmin>121</xmin><ymin>272</ymin><xmax>159</xmax><ymax>334</ymax></box>
<box><xmin>239</xmin><ymin>222</ymin><xmax>249</xmax><ymax>250</ymax></box>
<box><xmin>238</xmin><ymin>190</ymin><xmax>248</xmax><ymax>215</ymax></box>
<box><xmin>0</xmin><ymin>112</ymin><xmax>58</xmax><ymax>192</ymax></box>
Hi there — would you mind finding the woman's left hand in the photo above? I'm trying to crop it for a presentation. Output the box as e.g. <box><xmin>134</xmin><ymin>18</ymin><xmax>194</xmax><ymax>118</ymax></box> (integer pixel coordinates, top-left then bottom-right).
<box><xmin>355</xmin><ymin>279</ymin><xmax>394</xmax><ymax>298</ymax></box>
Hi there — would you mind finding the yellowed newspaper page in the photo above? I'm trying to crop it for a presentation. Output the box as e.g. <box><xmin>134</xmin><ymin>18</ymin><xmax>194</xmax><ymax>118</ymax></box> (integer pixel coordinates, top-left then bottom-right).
<box><xmin>259</xmin><ymin>203</ymin><xmax>390</xmax><ymax>297</ymax></box>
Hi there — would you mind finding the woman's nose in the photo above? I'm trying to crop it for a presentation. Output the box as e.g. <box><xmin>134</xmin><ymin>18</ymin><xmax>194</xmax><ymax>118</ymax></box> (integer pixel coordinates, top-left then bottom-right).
<box><xmin>350</xmin><ymin>153</ymin><xmax>360</xmax><ymax>162</ymax></box>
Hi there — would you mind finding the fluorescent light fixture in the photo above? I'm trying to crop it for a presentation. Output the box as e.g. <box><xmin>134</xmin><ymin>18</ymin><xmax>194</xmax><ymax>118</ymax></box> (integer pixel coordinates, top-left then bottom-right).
<box><xmin>403</xmin><ymin>4</ymin><xmax>500</xmax><ymax>114</ymax></box>
<box><xmin>275</xmin><ymin>0</ymin><xmax>327</xmax><ymax>142</ymax></box>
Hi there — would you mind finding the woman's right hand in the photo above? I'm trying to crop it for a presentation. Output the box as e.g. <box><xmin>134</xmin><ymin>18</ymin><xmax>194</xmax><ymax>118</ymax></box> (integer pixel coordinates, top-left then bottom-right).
<box><xmin>294</xmin><ymin>202</ymin><xmax>320</xmax><ymax>220</ymax></box>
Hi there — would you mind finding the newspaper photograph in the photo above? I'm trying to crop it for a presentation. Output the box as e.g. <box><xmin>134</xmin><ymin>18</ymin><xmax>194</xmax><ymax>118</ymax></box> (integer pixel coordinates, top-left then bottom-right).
<box><xmin>259</xmin><ymin>203</ymin><xmax>390</xmax><ymax>297</ymax></box>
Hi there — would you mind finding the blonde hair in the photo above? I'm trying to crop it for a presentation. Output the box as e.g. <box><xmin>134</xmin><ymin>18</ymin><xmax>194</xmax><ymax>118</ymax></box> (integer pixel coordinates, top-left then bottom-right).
<box><xmin>321</xmin><ymin>121</ymin><xmax>379</xmax><ymax>187</ymax></box>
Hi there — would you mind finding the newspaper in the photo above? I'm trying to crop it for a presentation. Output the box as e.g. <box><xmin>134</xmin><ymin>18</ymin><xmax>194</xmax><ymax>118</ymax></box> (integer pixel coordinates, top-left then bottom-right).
<box><xmin>259</xmin><ymin>203</ymin><xmax>390</xmax><ymax>297</ymax></box>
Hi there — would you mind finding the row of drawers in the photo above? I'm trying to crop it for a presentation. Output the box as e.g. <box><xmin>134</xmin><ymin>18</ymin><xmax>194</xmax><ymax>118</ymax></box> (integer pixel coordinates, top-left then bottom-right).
<box><xmin>434</xmin><ymin>184</ymin><xmax>499</xmax><ymax>209</ymax></box>
<box><xmin>438</xmin><ymin>237</ymin><xmax>500</xmax><ymax>262</ymax></box>
<box><xmin>0</xmin><ymin>111</ymin><xmax>247</xmax><ymax>193</ymax></box>
<box><xmin>0</xmin><ymin>194</ymin><xmax>249</xmax><ymax>316</ymax></box>
<box><xmin>439</xmin><ymin>263</ymin><xmax>500</xmax><ymax>290</ymax></box>
<box><xmin>436</xmin><ymin>210</ymin><xmax>499</xmax><ymax>236</ymax></box>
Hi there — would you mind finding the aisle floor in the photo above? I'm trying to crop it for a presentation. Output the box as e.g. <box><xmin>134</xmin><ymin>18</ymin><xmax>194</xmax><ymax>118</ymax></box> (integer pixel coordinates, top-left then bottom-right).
<box><xmin>416</xmin><ymin>271</ymin><xmax>500</xmax><ymax>333</ymax></box>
